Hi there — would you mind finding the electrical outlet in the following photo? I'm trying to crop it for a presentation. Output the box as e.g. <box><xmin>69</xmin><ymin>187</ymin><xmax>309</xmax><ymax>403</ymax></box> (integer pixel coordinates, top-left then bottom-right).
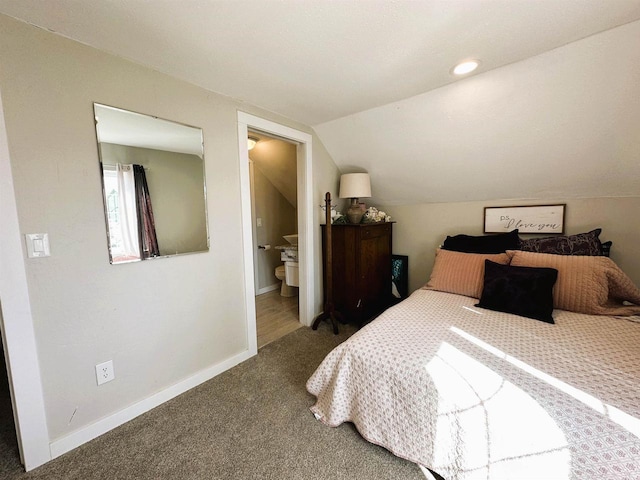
<box><xmin>95</xmin><ymin>360</ymin><xmax>115</xmax><ymax>386</ymax></box>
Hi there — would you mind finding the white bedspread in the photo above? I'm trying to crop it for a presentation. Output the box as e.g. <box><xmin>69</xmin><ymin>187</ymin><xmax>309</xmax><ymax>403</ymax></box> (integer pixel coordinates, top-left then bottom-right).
<box><xmin>307</xmin><ymin>289</ymin><xmax>640</xmax><ymax>480</ymax></box>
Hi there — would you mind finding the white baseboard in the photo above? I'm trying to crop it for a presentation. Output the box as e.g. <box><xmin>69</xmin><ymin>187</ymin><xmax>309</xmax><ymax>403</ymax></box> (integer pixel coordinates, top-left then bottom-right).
<box><xmin>49</xmin><ymin>348</ymin><xmax>254</xmax><ymax>459</ymax></box>
<box><xmin>256</xmin><ymin>283</ymin><xmax>280</xmax><ymax>295</ymax></box>
<box><xmin>419</xmin><ymin>465</ymin><xmax>439</xmax><ymax>480</ymax></box>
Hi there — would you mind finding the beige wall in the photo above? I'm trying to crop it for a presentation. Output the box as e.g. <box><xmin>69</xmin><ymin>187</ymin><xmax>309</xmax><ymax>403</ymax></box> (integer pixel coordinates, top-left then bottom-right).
<box><xmin>383</xmin><ymin>197</ymin><xmax>640</xmax><ymax>294</ymax></box>
<box><xmin>100</xmin><ymin>143</ymin><xmax>208</xmax><ymax>256</ymax></box>
<box><xmin>0</xmin><ymin>14</ymin><xmax>339</xmax><ymax>444</ymax></box>
<box><xmin>252</xmin><ymin>163</ymin><xmax>297</xmax><ymax>291</ymax></box>
<box><xmin>250</xmin><ymin>136</ymin><xmax>298</xmax><ymax>207</ymax></box>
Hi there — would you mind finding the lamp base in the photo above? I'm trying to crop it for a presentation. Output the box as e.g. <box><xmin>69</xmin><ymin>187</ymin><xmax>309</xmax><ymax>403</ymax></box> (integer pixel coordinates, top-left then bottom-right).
<box><xmin>346</xmin><ymin>198</ymin><xmax>364</xmax><ymax>224</ymax></box>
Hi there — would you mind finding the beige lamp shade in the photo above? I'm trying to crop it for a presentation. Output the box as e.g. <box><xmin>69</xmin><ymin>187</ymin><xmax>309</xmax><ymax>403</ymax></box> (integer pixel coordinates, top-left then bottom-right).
<box><xmin>339</xmin><ymin>173</ymin><xmax>371</xmax><ymax>199</ymax></box>
<box><xmin>339</xmin><ymin>173</ymin><xmax>371</xmax><ymax>223</ymax></box>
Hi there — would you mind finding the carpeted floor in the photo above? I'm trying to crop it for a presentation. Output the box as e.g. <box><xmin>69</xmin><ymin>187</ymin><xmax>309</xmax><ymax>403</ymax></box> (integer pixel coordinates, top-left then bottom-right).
<box><xmin>2</xmin><ymin>322</ymin><xmax>426</xmax><ymax>479</ymax></box>
<box><xmin>0</xmin><ymin>344</ymin><xmax>21</xmax><ymax>476</ymax></box>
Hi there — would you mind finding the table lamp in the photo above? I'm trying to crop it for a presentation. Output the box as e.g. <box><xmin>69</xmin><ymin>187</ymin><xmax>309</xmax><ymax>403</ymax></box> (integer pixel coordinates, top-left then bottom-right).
<box><xmin>339</xmin><ymin>173</ymin><xmax>371</xmax><ymax>224</ymax></box>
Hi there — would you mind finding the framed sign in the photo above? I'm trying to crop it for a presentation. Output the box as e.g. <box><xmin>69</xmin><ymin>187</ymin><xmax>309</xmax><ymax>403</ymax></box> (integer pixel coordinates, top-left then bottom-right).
<box><xmin>484</xmin><ymin>204</ymin><xmax>565</xmax><ymax>234</ymax></box>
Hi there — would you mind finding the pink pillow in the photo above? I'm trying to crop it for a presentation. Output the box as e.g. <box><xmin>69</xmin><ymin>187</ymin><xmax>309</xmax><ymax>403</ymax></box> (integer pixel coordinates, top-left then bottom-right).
<box><xmin>507</xmin><ymin>250</ymin><xmax>640</xmax><ymax>316</ymax></box>
<box><xmin>424</xmin><ymin>249</ymin><xmax>510</xmax><ymax>299</ymax></box>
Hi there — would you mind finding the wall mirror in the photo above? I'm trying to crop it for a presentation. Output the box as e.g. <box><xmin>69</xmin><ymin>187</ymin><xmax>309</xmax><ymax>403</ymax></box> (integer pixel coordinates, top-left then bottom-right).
<box><xmin>93</xmin><ymin>103</ymin><xmax>209</xmax><ymax>264</ymax></box>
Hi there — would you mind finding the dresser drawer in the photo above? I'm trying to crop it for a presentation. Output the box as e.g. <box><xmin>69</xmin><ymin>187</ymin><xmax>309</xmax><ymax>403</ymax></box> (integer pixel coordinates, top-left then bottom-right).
<box><xmin>360</xmin><ymin>222</ymin><xmax>392</xmax><ymax>239</ymax></box>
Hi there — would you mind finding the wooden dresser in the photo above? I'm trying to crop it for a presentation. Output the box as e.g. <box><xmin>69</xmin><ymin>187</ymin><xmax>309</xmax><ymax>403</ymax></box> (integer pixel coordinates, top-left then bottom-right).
<box><xmin>321</xmin><ymin>222</ymin><xmax>393</xmax><ymax>326</ymax></box>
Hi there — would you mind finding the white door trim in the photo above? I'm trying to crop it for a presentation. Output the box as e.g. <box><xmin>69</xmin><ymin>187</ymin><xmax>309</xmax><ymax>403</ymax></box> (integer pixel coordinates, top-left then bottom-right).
<box><xmin>0</xmin><ymin>90</ymin><xmax>51</xmax><ymax>470</ymax></box>
<box><xmin>248</xmin><ymin>160</ymin><xmax>260</xmax><ymax>295</ymax></box>
<box><xmin>237</xmin><ymin>112</ymin><xmax>314</xmax><ymax>340</ymax></box>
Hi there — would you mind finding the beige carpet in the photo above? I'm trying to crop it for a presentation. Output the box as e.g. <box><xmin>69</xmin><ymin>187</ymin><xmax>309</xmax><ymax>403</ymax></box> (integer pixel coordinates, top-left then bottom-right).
<box><xmin>0</xmin><ymin>344</ymin><xmax>21</xmax><ymax>476</ymax></box>
<box><xmin>2</xmin><ymin>321</ymin><xmax>427</xmax><ymax>479</ymax></box>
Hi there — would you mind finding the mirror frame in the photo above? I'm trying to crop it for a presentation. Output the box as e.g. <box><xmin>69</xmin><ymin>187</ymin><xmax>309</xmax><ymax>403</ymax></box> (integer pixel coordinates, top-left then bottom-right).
<box><xmin>93</xmin><ymin>103</ymin><xmax>209</xmax><ymax>264</ymax></box>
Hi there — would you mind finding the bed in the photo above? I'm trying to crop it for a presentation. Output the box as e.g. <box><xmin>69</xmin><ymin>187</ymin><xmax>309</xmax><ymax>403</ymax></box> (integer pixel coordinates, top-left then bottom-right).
<box><xmin>307</xmin><ymin>241</ymin><xmax>640</xmax><ymax>480</ymax></box>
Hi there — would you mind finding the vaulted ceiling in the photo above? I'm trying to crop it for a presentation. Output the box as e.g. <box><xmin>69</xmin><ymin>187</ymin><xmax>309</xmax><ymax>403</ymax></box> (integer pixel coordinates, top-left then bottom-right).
<box><xmin>1</xmin><ymin>0</ymin><xmax>639</xmax><ymax>205</ymax></box>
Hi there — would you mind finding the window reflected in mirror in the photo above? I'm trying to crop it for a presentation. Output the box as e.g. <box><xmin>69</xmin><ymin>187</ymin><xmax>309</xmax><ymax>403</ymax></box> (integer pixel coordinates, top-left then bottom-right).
<box><xmin>94</xmin><ymin>104</ymin><xmax>209</xmax><ymax>264</ymax></box>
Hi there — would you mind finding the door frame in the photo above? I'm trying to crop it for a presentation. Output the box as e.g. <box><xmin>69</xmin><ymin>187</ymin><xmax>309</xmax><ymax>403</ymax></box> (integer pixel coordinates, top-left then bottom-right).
<box><xmin>0</xmin><ymin>90</ymin><xmax>51</xmax><ymax>470</ymax></box>
<box><xmin>237</xmin><ymin>112</ymin><xmax>314</xmax><ymax>354</ymax></box>
<box><xmin>248</xmin><ymin>159</ymin><xmax>260</xmax><ymax>296</ymax></box>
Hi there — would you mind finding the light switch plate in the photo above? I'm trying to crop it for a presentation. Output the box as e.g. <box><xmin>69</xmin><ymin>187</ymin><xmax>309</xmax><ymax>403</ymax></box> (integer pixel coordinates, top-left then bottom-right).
<box><xmin>25</xmin><ymin>233</ymin><xmax>50</xmax><ymax>258</ymax></box>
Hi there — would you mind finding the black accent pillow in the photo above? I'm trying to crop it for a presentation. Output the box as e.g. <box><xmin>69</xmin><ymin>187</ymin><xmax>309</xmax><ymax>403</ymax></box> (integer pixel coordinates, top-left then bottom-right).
<box><xmin>443</xmin><ymin>229</ymin><xmax>520</xmax><ymax>254</ymax></box>
<box><xmin>519</xmin><ymin>228</ymin><xmax>606</xmax><ymax>256</ymax></box>
<box><xmin>475</xmin><ymin>260</ymin><xmax>558</xmax><ymax>323</ymax></box>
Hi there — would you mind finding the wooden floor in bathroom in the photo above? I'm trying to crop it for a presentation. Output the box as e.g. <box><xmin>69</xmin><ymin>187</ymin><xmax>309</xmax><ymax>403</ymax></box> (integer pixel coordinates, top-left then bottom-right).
<box><xmin>256</xmin><ymin>289</ymin><xmax>301</xmax><ymax>349</ymax></box>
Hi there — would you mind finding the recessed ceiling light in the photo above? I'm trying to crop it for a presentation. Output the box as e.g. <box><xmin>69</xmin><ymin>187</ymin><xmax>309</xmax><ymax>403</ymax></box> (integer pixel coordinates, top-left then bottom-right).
<box><xmin>247</xmin><ymin>136</ymin><xmax>259</xmax><ymax>150</ymax></box>
<box><xmin>452</xmin><ymin>60</ymin><xmax>480</xmax><ymax>76</ymax></box>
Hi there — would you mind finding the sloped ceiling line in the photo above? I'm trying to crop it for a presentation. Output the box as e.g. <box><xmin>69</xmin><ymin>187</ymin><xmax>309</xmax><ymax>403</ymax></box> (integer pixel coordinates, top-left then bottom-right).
<box><xmin>315</xmin><ymin>20</ymin><xmax>640</xmax><ymax>206</ymax></box>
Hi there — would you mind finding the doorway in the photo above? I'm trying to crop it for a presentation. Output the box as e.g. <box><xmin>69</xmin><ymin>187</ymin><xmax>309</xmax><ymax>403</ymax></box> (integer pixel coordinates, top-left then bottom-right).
<box><xmin>248</xmin><ymin>131</ymin><xmax>302</xmax><ymax>348</ymax></box>
<box><xmin>237</xmin><ymin>112</ymin><xmax>314</xmax><ymax>356</ymax></box>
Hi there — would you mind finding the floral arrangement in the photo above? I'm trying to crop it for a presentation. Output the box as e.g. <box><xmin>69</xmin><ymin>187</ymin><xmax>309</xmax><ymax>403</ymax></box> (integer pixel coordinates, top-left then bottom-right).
<box><xmin>362</xmin><ymin>207</ymin><xmax>391</xmax><ymax>223</ymax></box>
<box><xmin>331</xmin><ymin>206</ymin><xmax>391</xmax><ymax>224</ymax></box>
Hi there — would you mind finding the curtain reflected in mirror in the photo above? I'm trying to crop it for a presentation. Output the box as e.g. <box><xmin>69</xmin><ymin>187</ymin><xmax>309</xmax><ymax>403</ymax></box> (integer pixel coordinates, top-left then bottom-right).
<box><xmin>94</xmin><ymin>104</ymin><xmax>208</xmax><ymax>264</ymax></box>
